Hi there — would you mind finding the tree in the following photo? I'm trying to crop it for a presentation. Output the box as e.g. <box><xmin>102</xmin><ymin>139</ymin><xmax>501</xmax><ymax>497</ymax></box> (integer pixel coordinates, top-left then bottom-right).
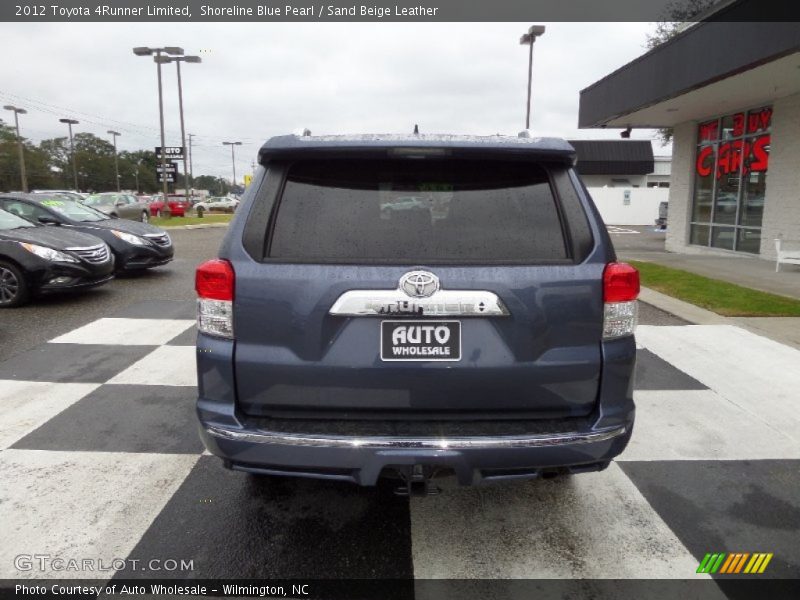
<box><xmin>119</xmin><ymin>149</ymin><xmax>159</xmax><ymax>193</ymax></box>
<box><xmin>40</xmin><ymin>136</ymin><xmax>75</xmax><ymax>189</ymax></box>
<box><xmin>73</xmin><ymin>133</ymin><xmax>116</xmax><ymax>191</ymax></box>
<box><xmin>646</xmin><ymin>0</ymin><xmax>716</xmax><ymax>145</ymax></box>
<box><xmin>192</xmin><ymin>175</ymin><xmax>231</xmax><ymax>196</ymax></box>
<box><xmin>0</xmin><ymin>119</ymin><xmax>58</xmax><ymax>192</ymax></box>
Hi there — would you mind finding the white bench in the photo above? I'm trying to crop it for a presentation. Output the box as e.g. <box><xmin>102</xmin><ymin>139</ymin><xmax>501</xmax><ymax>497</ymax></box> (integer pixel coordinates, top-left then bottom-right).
<box><xmin>775</xmin><ymin>238</ymin><xmax>800</xmax><ymax>272</ymax></box>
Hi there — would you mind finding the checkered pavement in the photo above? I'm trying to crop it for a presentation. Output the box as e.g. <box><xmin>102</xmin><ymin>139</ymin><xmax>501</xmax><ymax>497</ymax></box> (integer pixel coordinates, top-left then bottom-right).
<box><xmin>1</xmin><ymin>300</ymin><xmax>799</xmax><ymax>584</ymax></box>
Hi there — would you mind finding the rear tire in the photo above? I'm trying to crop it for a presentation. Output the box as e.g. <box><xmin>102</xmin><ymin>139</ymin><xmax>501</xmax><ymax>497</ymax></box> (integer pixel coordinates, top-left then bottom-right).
<box><xmin>155</xmin><ymin>209</ymin><xmax>162</xmax><ymax>218</ymax></box>
<box><xmin>0</xmin><ymin>261</ymin><xmax>30</xmax><ymax>308</ymax></box>
<box><xmin>141</xmin><ymin>211</ymin><xmax>149</xmax><ymax>223</ymax></box>
<box><xmin>197</xmin><ymin>207</ymin><xmax>204</xmax><ymax>218</ymax></box>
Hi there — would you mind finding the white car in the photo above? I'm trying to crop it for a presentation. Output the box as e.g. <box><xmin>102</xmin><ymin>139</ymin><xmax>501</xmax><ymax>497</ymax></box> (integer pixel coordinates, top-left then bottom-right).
<box><xmin>194</xmin><ymin>196</ymin><xmax>239</xmax><ymax>214</ymax></box>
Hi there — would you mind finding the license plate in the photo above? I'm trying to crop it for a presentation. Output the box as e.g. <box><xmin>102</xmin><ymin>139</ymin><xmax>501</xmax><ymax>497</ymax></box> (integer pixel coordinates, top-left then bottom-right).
<box><xmin>380</xmin><ymin>320</ymin><xmax>461</xmax><ymax>362</ymax></box>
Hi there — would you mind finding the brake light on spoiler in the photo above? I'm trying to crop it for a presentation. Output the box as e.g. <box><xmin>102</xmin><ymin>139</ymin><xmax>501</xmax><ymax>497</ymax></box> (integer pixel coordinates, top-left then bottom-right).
<box><xmin>196</xmin><ymin>259</ymin><xmax>235</xmax><ymax>338</ymax></box>
<box><xmin>602</xmin><ymin>262</ymin><xmax>639</xmax><ymax>340</ymax></box>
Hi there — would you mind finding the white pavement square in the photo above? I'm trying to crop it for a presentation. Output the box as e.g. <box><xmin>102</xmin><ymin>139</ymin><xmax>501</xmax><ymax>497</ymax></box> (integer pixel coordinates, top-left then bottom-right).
<box><xmin>622</xmin><ymin>390</ymin><xmax>800</xmax><ymax>461</ymax></box>
<box><xmin>410</xmin><ymin>463</ymin><xmax>709</xmax><ymax>579</ymax></box>
<box><xmin>0</xmin><ymin>449</ymin><xmax>198</xmax><ymax>579</ymax></box>
<box><xmin>107</xmin><ymin>345</ymin><xmax>197</xmax><ymax>387</ymax></box>
<box><xmin>636</xmin><ymin>325</ymin><xmax>800</xmax><ymax>443</ymax></box>
<box><xmin>49</xmin><ymin>318</ymin><xmax>195</xmax><ymax>346</ymax></box>
<box><xmin>0</xmin><ymin>381</ymin><xmax>99</xmax><ymax>449</ymax></box>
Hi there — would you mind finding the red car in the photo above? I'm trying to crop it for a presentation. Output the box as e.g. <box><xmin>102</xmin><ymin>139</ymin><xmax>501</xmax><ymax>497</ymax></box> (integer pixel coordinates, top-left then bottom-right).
<box><xmin>149</xmin><ymin>195</ymin><xmax>188</xmax><ymax>217</ymax></box>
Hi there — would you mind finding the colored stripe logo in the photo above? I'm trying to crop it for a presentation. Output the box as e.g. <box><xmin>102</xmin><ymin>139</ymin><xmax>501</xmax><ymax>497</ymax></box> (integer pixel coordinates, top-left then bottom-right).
<box><xmin>697</xmin><ymin>552</ymin><xmax>773</xmax><ymax>574</ymax></box>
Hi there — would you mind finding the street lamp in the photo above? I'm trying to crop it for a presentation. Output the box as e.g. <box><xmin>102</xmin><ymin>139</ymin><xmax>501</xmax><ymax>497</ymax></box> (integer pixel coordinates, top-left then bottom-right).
<box><xmin>519</xmin><ymin>24</ymin><xmax>546</xmax><ymax>130</ymax></box>
<box><xmin>132</xmin><ymin>45</ymin><xmax>184</xmax><ymax>214</ymax></box>
<box><xmin>4</xmin><ymin>105</ymin><xmax>28</xmax><ymax>192</ymax></box>
<box><xmin>107</xmin><ymin>130</ymin><xmax>121</xmax><ymax>191</ymax></box>
<box><xmin>222</xmin><ymin>142</ymin><xmax>242</xmax><ymax>189</ymax></box>
<box><xmin>59</xmin><ymin>118</ymin><xmax>80</xmax><ymax>191</ymax></box>
<box><xmin>154</xmin><ymin>54</ymin><xmax>201</xmax><ymax>206</ymax></box>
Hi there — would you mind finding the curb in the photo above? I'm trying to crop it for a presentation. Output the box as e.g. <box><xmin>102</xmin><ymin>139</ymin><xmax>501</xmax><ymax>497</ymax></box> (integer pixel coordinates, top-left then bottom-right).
<box><xmin>639</xmin><ymin>286</ymin><xmax>800</xmax><ymax>350</ymax></box>
<box><xmin>638</xmin><ymin>287</ymin><xmax>728</xmax><ymax>325</ymax></box>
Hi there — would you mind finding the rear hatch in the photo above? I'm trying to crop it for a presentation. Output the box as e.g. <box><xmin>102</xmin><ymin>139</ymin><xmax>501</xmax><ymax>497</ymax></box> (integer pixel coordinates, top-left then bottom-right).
<box><xmin>233</xmin><ymin>152</ymin><xmax>604</xmax><ymax>419</ymax></box>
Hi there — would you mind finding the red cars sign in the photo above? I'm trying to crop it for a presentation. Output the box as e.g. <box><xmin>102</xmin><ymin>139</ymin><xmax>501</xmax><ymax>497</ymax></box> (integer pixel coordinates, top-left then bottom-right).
<box><xmin>696</xmin><ymin>107</ymin><xmax>771</xmax><ymax>179</ymax></box>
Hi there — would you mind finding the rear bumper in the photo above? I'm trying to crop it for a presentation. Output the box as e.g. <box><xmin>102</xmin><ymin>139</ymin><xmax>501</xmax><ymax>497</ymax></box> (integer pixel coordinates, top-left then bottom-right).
<box><xmin>195</xmin><ymin>333</ymin><xmax>636</xmax><ymax>486</ymax></box>
<box><xmin>197</xmin><ymin>404</ymin><xmax>633</xmax><ymax>486</ymax></box>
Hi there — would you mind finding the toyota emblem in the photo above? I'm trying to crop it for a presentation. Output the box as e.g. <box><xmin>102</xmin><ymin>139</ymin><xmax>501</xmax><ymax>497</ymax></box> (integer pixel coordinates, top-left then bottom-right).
<box><xmin>399</xmin><ymin>271</ymin><xmax>440</xmax><ymax>298</ymax></box>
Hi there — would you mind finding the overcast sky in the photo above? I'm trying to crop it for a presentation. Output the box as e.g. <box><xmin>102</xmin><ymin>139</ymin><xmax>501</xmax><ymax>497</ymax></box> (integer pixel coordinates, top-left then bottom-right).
<box><xmin>0</xmin><ymin>22</ymin><xmax>667</xmax><ymax>182</ymax></box>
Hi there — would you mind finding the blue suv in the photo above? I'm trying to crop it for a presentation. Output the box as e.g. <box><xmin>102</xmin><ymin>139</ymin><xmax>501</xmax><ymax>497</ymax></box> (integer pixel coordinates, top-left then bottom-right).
<box><xmin>195</xmin><ymin>133</ymin><xmax>639</xmax><ymax>494</ymax></box>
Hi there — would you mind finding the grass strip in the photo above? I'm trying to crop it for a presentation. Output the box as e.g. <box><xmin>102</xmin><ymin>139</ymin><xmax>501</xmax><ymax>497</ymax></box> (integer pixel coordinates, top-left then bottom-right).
<box><xmin>150</xmin><ymin>214</ymin><xmax>234</xmax><ymax>227</ymax></box>
<box><xmin>630</xmin><ymin>260</ymin><xmax>800</xmax><ymax>317</ymax></box>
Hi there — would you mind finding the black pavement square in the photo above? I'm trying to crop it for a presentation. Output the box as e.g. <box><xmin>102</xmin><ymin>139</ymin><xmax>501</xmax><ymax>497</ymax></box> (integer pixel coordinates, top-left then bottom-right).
<box><xmin>116</xmin><ymin>456</ymin><xmax>414</xmax><ymax>580</ymax></box>
<box><xmin>0</xmin><ymin>343</ymin><xmax>156</xmax><ymax>383</ymax></box>
<box><xmin>111</xmin><ymin>300</ymin><xmax>196</xmax><ymax>320</ymax></box>
<box><xmin>12</xmin><ymin>384</ymin><xmax>203</xmax><ymax>454</ymax></box>
<box><xmin>166</xmin><ymin>325</ymin><xmax>197</xmax><ymax>346</ymax></box>
<box><xmin>635</xmin><ymin>349</ymin><xmax>707</xmax><ymax>391</ymax></box>
<box><xmin>620</xmin><ymin>460</ymin><xmax>800</xmax><ymax>581</ymax></box>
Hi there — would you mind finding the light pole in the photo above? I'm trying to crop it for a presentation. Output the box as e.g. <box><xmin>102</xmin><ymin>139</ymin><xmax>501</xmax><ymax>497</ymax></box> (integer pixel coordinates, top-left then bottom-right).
<box><xmin>59</xmin><ymin>118</ymin><xmax>79</xmax><ymax>191</ymax></box>
<box><xmin>107</xmin><ymin>130</ymin><xmax>121</xmax><ymax>191</ymax></box>
<box><xmin>154</xmin><ymin>55</ymin><xmax>201</xmax><ymax>206</ymax></box>
<box><xmin>133</xmin><ymin>45</ymin><xmax>184</xmax><ymax>215</ymax></box>
<box><xmin>4</xmin><ymin>105</ymin><xmax>28</xmax><ymax>192</ymax></box>
<box><xmin>519</xmin><ymin>25</ymin><xmax>546</xmax><ymax>130</ymax></box>
<box><xmin>188</xmin><ymin>133</ymin><xmax>195</xmax><ymax>190</ymax></box>
<box><xmin>222</xmin><ymin>142</ymin><xmax>242</xmax><ymax>190</ymax></box>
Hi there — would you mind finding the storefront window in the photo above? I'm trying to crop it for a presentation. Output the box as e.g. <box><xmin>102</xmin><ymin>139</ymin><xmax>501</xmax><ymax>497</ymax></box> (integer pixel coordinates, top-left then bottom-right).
<box><xmin>689</xmin><ymin>106</ymin><xmax>771</xmax><ymax>254</ymax></box>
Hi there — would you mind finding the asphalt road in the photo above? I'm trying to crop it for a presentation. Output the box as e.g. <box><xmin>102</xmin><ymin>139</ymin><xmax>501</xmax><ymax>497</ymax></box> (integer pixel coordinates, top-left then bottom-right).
<box><xmin>0</xmin><ymin>227</ymin><xmax>223</xmax><ymax>363</ymax></box>
<box><xmin>3</xmin><ymin>225</ymin><xmax>799</xmax><ymax>588</ymax></box>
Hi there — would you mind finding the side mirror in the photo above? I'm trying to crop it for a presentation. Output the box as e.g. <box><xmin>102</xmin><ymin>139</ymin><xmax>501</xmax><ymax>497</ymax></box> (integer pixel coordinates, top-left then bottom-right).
<box><xmin>115</xmin><ymin>201</ymin><xmax>125</xmax><ymax>207</ymax></box>
<box><xmin>38</xmin><ymin>215</ymin><xmax>60</xmax><ymax>225</ymax></box>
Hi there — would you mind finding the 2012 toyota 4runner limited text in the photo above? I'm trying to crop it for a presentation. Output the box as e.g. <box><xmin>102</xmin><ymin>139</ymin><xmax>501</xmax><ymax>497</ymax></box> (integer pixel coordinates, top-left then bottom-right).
<box><xmin>195</xmin><ymin>133</ymin><xmax>639</xmax><ymax>495</ymax></box>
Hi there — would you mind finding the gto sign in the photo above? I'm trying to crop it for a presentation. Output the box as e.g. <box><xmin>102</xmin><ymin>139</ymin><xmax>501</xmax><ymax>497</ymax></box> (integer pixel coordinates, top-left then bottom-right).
<box><xmin>696</xmin><ymin>107</ymin><xmax>771</xmax><ymax>180</ymax></box>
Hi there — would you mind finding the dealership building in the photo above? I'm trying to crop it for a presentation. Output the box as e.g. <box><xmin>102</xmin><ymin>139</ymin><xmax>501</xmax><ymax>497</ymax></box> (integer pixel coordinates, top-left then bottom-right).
<box><xmin>579</xmin><ymin>9</ymin><xmax>800</xmax><ymax>259</ymax></box>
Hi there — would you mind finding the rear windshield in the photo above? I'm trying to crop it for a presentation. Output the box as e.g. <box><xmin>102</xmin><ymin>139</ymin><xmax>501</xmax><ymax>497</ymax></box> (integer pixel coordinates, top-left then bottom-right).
<box><xmin>268</xmin><ymin>159</ymin><xmax>568</xmax><ymax>263</ymax></box>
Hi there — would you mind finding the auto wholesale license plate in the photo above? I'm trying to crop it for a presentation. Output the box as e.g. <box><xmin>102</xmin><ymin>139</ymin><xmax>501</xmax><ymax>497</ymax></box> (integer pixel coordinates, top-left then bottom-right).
<box><xmin>380</xmin><ymin>320</ymin><xmax>461</xmax><ymax>362</ymax></box>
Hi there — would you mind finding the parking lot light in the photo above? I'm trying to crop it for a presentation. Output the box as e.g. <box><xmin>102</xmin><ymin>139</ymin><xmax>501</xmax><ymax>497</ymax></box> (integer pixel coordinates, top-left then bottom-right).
<box><xmin>4</xmin><ymin>105</ymin><xmax>28</xmax><ymax>192</ymax></box>
<box><xmin>107</xmin><ymin>130</ymin><xmax>121</xmax><ymax>191</ymax></box>
<box><xmin>59</xmin><ymin>118</ymin><xmax>79</xmax><ymax>191</ymax></box>
<box><xmin>519</xmin><ymin>25</ymin><xmax>546</xmax><ymax>130</ymax></box>
<box><xmin>154</xmin><ymin>54</ymin><xmax>202</xmax><ymax>207</ymax></box>
<box><xmin>222</xmin><ymin>142</ymin><xmax>243</xmax><ymax>189</ymax></box>
<box><xmin>133</xmin><ymin>46</ymin><xmax>186</xmax><ymax>214</ymax></box>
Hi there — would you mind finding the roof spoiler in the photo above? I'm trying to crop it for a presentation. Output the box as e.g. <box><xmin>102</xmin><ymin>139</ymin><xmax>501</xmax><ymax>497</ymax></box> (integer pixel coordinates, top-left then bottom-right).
<box><xmin>259</xmin><ymin>134</ymin><xmax>577</xmax><ymax>165</ymax></box>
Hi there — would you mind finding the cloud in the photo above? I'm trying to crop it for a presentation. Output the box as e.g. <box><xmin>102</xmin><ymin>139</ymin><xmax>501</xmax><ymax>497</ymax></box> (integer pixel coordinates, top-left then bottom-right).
<box><xmin>0</xmin><ymin>21</ymin><xmax>665</xmax><ymax>181</ymax></box>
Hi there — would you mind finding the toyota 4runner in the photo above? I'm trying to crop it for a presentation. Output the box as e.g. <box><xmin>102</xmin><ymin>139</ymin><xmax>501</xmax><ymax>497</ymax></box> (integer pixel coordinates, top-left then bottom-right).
<box><xmin>195</xmin><ymin>133</ymin><xmax>638</xmax><ymax>494</ymax></box>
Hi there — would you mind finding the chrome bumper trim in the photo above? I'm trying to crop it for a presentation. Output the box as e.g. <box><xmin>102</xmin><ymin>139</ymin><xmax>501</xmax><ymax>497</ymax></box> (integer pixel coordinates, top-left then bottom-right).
<box><xmin>205</xmin><ymin>424</ymin><xmax>626</xmax><ymax>450</ymax></box>
<box><xmin>329</xmin><ymin>289</ymin><xmax>509</xmax><ymax>317</ymax></box>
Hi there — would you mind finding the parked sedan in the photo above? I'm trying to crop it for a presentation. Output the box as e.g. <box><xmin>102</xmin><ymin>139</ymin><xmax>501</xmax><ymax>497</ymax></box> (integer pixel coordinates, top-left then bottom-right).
<box><xmin>149</xmin><ymin>194</ymin><xmax>188</xmax><ymax>217</ymax></box>
<box><xmin>194</xmin><ymin>196</ymin><xmax>238</xmax><ymax>215</ymax></box>
<box><xmin>0</xmin><ymin>207</ymin><xmax>114</xmax><ymax>307</ymax></box>
<box><xmin>32</xmin><ymin>190</ymin><xmax>86</xmax><ymax>203</ymax></box>
<box><xmin>84</xmin><ymin>193</ymin><xmax>151</xmax><ymax>223</ymax></box>
<box><xmin>0</xmin><ymin>194</ymin><xmax>174</xmax><ymax>272</ymax></box>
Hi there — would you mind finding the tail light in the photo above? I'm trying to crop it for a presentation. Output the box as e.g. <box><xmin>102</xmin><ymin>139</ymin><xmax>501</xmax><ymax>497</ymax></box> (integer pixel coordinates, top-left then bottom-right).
<box><xmin>196</xmin><ymin>259</ymin><xmax>234</xmax><ymax>338</ymax></box>
<box><xmin>602</xmin><ymin>262</ymin><xmax>639</xmax><ymax>340</ymax></box>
